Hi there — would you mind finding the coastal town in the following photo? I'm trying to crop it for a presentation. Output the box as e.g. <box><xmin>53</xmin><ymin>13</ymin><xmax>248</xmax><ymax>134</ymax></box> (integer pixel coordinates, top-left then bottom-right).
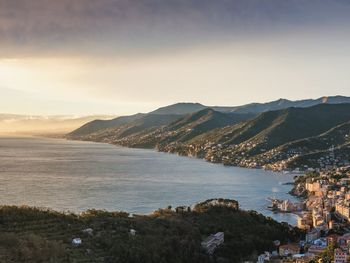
<box><xmin>158</xmin><ymin>141</ymin><xmax>350</xmax><ymax>174</ymax></box>
<box><xmin>252</xmin><ymin>166</ymin><xmax>350</xmax><ymax>262</ymax></box>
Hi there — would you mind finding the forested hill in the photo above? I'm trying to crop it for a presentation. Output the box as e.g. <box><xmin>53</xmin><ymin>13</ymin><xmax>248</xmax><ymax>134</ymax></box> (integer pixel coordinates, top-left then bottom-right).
<box><xmin>0</xmin><ymin>200</ymin><xmax>301</xmax><ymax>263</ymax></box>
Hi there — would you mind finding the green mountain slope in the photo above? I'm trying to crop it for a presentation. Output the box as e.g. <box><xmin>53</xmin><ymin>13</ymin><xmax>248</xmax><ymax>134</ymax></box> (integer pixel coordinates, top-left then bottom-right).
<box><xmin>275</xmin><ymin>121</ymin><xmax>350</xmax><ymax>155</ymax></box>
<box><xmin>162</xmin><ymin>104</ymin><xmax>350</xmax><ymax>170</ymax></box>
<box><xmin>193</xmin><ymin>103</ymin><xmax>350</xmax><ymax>152</ymax></box>
<box><xmin>0</xmin><ymin>201</ymin><xmax>301</xmax><ymax>263</ymax></box>
<box><xmin>68</xmin><ymin>96</ymin><xmax>350</xmax><ymax>140</ymax></box>
<box><xmin>115</xmin><ymin>108</ymin><xmax>254</xmax><ymax>148</ymax></box>
<box><xmin>69</xmin><ymin>114</ymin><xmax>183</xmax><ymax>142</ymax></box>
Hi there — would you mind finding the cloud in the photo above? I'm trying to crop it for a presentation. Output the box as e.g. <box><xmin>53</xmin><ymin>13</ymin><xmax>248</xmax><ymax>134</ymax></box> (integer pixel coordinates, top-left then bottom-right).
<box><xmin>1</xmin><ymin>0</ymin><xmax>350</xmax><ymax>115</ymax></box>
<box><xmin>1</xmin><ymin>0</ymin><xmax>350</xmax><ymax>57</ymax></box>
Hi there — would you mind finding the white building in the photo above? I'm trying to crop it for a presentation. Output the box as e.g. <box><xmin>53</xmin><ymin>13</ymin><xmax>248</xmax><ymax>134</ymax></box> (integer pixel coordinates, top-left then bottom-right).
<box><xmin>72</xmin><ymin>238</ymin><xmax>82</xmax><ymax>246</ymax></box>
<box><xmin>201</xmin><ymin>232</ymin><xmax>224</xmax><ymax>255</ymax></box>
<box><xmin>130</xmin><ymin>229</ymin><xmax>137</xmax><ymax>236</ymax></box>
<box><xmin>257</xmin><ymin>252</ymin><xmax>270</xmax><ymax>263</ymax></box>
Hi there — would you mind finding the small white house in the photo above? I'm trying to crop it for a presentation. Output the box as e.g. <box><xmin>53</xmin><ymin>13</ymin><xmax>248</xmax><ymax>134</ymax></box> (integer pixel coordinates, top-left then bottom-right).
<box><xmin>201</xmin><ymin>232</ymin><xmax>224</xmax><ymax>254</ymax></box>
<box><xmin>130</xmin><ymin>229</ymin><xmax>137</xmax><ymax>236</ymax></box>
<box><xmin>72</xmin><ymin>238</ymin><xmax>82</xmax><ymax>246</ymax></box>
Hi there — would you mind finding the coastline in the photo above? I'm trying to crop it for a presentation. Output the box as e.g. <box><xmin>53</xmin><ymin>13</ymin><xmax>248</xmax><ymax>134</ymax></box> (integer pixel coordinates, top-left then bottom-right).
<box><xmin>63</xmin><ymin>136</ymin><xmax>302</xmax><ymax>220</ymax></box>
<box><xmin>64</xmin><ymin>135</ymin><xmax>301</xmax><ymax>175</ymax></box>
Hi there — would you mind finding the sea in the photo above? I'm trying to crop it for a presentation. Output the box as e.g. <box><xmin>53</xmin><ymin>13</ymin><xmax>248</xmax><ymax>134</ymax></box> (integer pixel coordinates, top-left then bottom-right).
<box><xmin>0</xmin><ymin>136</ymin><xmax>299</xmax><ymax>225</ymax></box>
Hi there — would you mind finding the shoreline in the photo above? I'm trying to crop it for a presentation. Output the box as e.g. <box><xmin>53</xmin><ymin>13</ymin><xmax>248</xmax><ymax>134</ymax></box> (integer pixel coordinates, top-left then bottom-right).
<box><xmin>65</xmin><ymin>136</ymin><xmax>303</xmax><ymax>175</ymax></box>
<box><xmin>64</xmin><ymin>137</ymin><xmax>302</xmax><ymax>223</ymax></box>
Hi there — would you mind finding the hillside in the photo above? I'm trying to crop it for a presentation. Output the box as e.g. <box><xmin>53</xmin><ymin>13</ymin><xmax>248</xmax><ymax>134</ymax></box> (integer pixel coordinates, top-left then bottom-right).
<box><xmin>68</xmin><ymin>96</ymin><xmax>350</xmax><ymax>140</ymax></box>
<box><xmin>274</xmin><ymin>121</ymin><xmax>350</xmax><ymax>156</ymax></box>
<box><xmin>151</xmin><ymin>96</ymin><xmax>350</xmax><ymax>115</ymax></box>
<box><xmin>160</xmin><ymin>104</ymin><xmax>350</xmax><ymax>170</ymax></box>
<box><xmin>67</xmin><ymin>113</ymin><xmax>145</xmax><ymax>138</ymax></box>
<box><xmin>67</xmin><ymin>98</ymin><xmax>350</xmax><ymax>172</ymax></box>
<box><xmin>150</xmin><ymin>102</ymin><xmax>207</xmax><ymax>115</ymax></box>
<box><xmin>226</xmin><ymin>95</ymin><xmax>350</xmax><ymax>114</ymax></box>
<box><xmin>115</xmin><ymin>108</ymin><xmax>254</xmax><ymax>148</ymax></box>
<box><xmin>0</xmin><ymin>200</ymin><xmax>301</xmax><ymax>263</ymax></box>
<box><xmin>68</xmin><ymin>114</ymin><xmax>183</xmax><ymax>143</ymax></box>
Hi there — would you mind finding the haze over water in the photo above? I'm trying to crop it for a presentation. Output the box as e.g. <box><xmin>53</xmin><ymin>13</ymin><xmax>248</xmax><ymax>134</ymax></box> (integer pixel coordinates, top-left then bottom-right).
<box><xmin>0</xmin><ymin>136</ymin><xmax>298</xmax><ymax>225</ymax></box>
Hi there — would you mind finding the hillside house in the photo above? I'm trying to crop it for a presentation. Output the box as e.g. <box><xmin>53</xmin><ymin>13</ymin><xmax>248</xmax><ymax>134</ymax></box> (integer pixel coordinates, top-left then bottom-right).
<box><xmin>201</xmin><ymin>232</ymin><xmax>224</xmax><ymax>255</ymax></box>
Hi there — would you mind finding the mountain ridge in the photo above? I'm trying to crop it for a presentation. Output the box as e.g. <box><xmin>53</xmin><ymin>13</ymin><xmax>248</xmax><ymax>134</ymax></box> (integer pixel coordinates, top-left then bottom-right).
<box><xmin>67</xmin><ymin>95</ymin><xmax>350</xmax><ymax>138</ymax></box>
<box><xmin>67</xmin><ymin>96</ymin><xmax>350</xmax><ymax>171</ymax></box>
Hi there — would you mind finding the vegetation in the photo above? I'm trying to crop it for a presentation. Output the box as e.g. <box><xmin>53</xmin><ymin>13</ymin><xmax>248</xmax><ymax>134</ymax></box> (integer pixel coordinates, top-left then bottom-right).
<box><xmin>0</xmin><ymin>200</ymin><xmax>302</xmax><ymax>263</ymax></box>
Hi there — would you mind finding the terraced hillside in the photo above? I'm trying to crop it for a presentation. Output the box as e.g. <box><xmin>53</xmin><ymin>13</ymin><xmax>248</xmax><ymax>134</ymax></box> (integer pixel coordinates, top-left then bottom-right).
<box><xmin>0</xmin><ymin>201</ymin><xmax>301</xmax><ymax>263</ymax></box>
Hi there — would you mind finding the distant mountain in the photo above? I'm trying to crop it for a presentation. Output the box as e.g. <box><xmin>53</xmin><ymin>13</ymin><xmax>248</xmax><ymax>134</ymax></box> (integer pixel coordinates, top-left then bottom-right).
<box><xmin>150</xmin><ymin>95</ymin><xmax>350</xmax><ymax>115</ymax></box>
<box><xmin>68</xmin><ymin>95</ymin><xmax>350</xmax><ymax>140</ymax></box>
<box><xmin>150</xmin><ymin>102</ymin><xmax>207</xmax><ymax>115</ymax></box>
<box><xmin>68</xmin><ymin>113</ymin><xmax>145</xmax><ymax>138</ymax></box>
<box><xmin>67</xmin><ymin>113</ymin><xmax>183</xmax><ymax>142</ymax></box>
<box><xmin>214</xmin><ymin>95</ymin><xmax>350</xmax><ymax>114</ymax></box>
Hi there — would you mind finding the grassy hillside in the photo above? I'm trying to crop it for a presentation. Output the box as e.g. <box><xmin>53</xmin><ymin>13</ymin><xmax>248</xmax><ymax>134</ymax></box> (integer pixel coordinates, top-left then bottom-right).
<box><xmin>0</xmin><ymin>200</ymin><xmax>302</xmax><ymax>263</ymax></box>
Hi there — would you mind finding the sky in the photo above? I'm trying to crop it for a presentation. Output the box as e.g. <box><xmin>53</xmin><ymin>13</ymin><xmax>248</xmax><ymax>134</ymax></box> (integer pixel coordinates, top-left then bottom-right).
<box><xmin>1</xmin><ymin>0</ymin><xmax>350</xmax><ymax>115</ymax></box>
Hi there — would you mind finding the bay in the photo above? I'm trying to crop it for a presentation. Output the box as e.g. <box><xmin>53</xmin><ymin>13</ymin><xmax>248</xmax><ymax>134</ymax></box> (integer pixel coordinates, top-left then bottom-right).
<box><xmin>0</xmin><ymin>136</ymin><xmax>298</xmax><ymax>225</ymax></box>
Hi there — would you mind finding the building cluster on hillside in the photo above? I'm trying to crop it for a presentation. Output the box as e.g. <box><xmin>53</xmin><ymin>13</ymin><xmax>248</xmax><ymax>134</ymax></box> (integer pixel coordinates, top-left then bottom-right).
<box><xmin>256</xmin><ymin>167</ymin><xmax>350</xmax><ymax>262</ymax></box>
<box><xmin>256</xmin><ymin>233</ymin><xmax>350</xmax><ymax>263</ymax></box>
<box><xmin>316</xmin><ymin>146</ymin><xmax>350</xmax><ymax>171</ymax></box>
<box><xmin>160</xmin><ymin>138</ymin><xmax>350</xmax><ymax>174</ymax></box>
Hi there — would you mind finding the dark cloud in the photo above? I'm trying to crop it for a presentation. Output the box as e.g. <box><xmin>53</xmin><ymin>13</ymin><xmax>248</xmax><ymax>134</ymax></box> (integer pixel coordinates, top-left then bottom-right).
<box><xmin>1</xmin><ymin>0</ymin><xmax>350</xmax><ymax>57</ymax></box>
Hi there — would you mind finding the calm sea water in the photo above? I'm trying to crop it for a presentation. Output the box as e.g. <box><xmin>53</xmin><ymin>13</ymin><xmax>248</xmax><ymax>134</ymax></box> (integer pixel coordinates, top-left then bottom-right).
<box><xmin>0</xmin><ymin>136</ymin><xmax>298</xmax><ymax>225</ymax></box>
